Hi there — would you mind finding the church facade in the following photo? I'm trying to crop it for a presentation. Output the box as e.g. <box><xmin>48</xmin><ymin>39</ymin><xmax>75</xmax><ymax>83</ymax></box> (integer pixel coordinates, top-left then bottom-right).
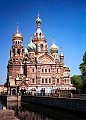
<box><xmin>6</xmin><ymin>15</ymin><xmax>75</xmax><ymax>95</ymax></box>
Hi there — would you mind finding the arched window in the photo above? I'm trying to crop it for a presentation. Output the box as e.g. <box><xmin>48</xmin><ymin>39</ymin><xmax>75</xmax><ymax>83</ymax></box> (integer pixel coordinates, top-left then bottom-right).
<box><xmin>12</xmin><ymin>89</ymin><xmax>16</xmax><ymax>95</ymax></box>
<box><xmin>39</xmin><ymin>33</ymin><xmax>41</xmax><ymax>36</ymax></box>
<box><xmin>45</xmin><ymin>69</ymin><xmax>47</xmax><ymax>72</ymax></box>
<box><xmin>17</xmin><ymin>49</ymin><xmax>20</xmax><ymax>55</ymax></box>
<box><xmin>36</xmin><ymin>33</ymin><xmax>38</xmax><ymax>37</ymax></box>
<box><xmin>49</xmin><ymin>69</ymin><xmax>50</xmax><ymax>72</ymax></box>
<box><xmin>45</xmin><ymin>79</ymin><xmax>47</xmax><ymax>83</ymax></box>
<box><xmin>32</xmin><ymin>79</ymin><xmax>35</xmax><ymax>83</ymax></box>
<box><xmin>49</xmin><ymin>79</ymin><xmax>51</xmax><ymax>83</ymax></box>
<box><xmin>32</xmin><ymin>69</ymin><xmax>34</xmax><ymax>72</ymax></box>
<box><xmin>42</xmin><ymin>69</ymin><xmax>43</xmax><ymax>72</ymax></box>
<box><xmin>57</xmin><ymin>79</ymin><xmax>59</xmax><ymax>83</ymax></box>
<box><xmin>65</xmin><ymin>79</ymin><xmax>66</xmax><ymax>83</ymax></box>
<box><xmin>42</xmin><ymin>79</ymin><xmax>44</xmax><ymax>83</ymax></box>
<box><xmin>18</xmin><ymin>41</ymin><xmax>19</xmax><ymax>44</ymax></box>
<box><xmin>40</xmin><ymin>44</ymin><xmax>43</xmax><ymax>52</ymax></box>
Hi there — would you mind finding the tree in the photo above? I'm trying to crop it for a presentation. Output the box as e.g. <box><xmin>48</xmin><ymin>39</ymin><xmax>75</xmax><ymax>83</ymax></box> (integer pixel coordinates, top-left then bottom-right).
<box><xmin>71</xmin><ymin>75</ymin><xmax>82</xmax><ymax>93</ymax></box>
<box><xmin>79</xmin><ymin>51</ymin><xmax>86</xmax><ymax>93</ymax></box>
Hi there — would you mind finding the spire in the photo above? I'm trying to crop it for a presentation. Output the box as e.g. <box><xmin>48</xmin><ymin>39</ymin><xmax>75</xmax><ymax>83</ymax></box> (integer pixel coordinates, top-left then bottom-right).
<box><xmin>38</xmin><ymin>13</ymin><xmax>39</xmax><ymax>19</ymax></box>
<box><xmin>52</xmin><ymin>36</ymin><xmax>54</xmax><ymax>44</ymax></box>
<box><xmin>16</xmin><ymin>22</ymin><xmax>19</xmax><ymax>33</ymax></box>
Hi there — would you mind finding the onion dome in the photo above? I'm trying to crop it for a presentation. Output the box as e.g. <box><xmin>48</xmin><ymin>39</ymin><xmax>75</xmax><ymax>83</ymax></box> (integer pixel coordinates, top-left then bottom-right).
<box><xmin>36</xmin><ymin>14</ymin><xmax>42</xmax><ymax>25</ymax></box>
<box><xmin>59</xmin><ymin>52</ymin><xmax>64</xmax><ymax>59</ymax></box>
<box><xmin>50</xmin><ymin>43</ymin><xmax>59</xmax><ymax>53</ymax></box>
<box><xmin>28</xmin><ymin>41</ymin><xmax>36</xmax><ymax>51</ymax></box>
<box><xmin>50</xmin><ymin>37</ymin><xmax>59</xmax><ymax>53</ymax></box>
<box><xmin>12</xmin><ymin>24</ymin><xmax>23</xmax><ymax>40</ymax></box>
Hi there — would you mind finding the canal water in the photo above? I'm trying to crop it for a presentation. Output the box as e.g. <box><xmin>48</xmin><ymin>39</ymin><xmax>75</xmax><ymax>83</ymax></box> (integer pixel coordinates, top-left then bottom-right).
<box><xmin>0</xmin><ymin>100</ymin><xmax>86</xmax><ymax>120</ymax></box>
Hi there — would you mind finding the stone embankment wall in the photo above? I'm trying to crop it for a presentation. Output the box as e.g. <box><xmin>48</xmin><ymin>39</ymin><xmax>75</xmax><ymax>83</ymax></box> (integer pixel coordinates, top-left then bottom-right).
<box><xmin>0</xmin><ymin>95</ymin><xmax>21</xmax><ymax>102</ymax></box>
<box><xmin>21</xmin><ymin>95</ymin><xmax>86</xmax><ymax>113</ymax></box>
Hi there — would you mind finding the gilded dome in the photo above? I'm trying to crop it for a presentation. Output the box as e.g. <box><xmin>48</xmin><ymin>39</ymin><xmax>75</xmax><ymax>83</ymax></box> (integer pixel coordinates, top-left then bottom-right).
<box><xmin>12</xmin><ymin>33</ymin><xmax>23</xmax><ymax>40</ymax></box>
<box><xmin>59</xmin><ymin>52</ymin><xmax>64</xmax><ymax>58</ymax></box>
<box><xmin>50</xmin><ymin>43</ymin><xmax>59</xmax><ymax>53</ymax></box>
<box><xmin>12</xmin><ymin>24</ymin><xmax>23</xmax><ymax>40</ymax></box>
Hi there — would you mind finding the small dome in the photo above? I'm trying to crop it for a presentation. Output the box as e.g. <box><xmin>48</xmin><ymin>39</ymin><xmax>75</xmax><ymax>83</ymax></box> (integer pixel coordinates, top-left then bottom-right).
<box><xmin>59</xmin><ymin>52</ymin><xmax>64</xmax><ymax>58</ymax></box>
<box><xmin>12</xmin><ymin>24</ymin><xmax>23</xmax><ymax>40</ymax></box>
<box><xmin>50</xmin><ymin>43</ymin><xmax>59</xmax><ymax>53</ymax></box>
<box><xmin>28</xmin><ymin>41</ymin><xmax>36</xmax><ymax>51</ymax></box>
<box><xmin>36</xmin><ymin>14</ymin><xmax>42</xmax><ymax>24</ymax></box>
<box><xmin>12</xmin><ymin>33</ymin><xmax>23</xmax><ymax>40</ymax></box>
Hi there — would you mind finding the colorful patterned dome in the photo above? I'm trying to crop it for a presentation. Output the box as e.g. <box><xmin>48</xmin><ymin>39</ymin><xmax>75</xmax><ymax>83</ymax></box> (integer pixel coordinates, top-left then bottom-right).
<box><xmin>36</xmin><ymin>14</ymin><xmax>42</xmax><ymax>24</ymax></box>
<box><xmin>28</xmin><ymin>41</ymin><xmax>36</xmax><ymax>51</ymax></box>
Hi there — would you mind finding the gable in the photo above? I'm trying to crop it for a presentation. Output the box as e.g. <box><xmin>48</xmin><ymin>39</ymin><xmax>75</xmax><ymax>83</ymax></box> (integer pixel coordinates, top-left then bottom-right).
<box><xmin>38</xmin><ymin>54</ymin><xmax>55</xmax><ymax>64</ymax></box>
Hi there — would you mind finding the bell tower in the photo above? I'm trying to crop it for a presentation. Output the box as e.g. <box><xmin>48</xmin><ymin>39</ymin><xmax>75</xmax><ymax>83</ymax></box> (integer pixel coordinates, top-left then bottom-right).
<box><xmin>7</xmin><ymin>24</ymin><xmax>24</xmax><ymax>95</ymax></box>
<box><xmin>10</xmin><ymin>24</ymin><xmax>24</xmax><ymax>60</ymax></box>
<box><xmin>32</xmin><ymin>14</ymin><xmax>48</xmax><ymax>54</ymax></box>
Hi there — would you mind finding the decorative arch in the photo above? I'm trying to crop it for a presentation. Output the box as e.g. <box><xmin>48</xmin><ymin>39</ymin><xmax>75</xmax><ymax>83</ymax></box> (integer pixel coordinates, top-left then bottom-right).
<box><xmin>38</xmin><ymin>53</ymin><xmax>55</xmax><ymax>64</ymax></box>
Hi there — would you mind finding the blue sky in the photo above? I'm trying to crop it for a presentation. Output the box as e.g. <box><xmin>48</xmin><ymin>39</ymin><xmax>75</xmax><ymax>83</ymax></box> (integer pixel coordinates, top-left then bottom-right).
<box><xmin>0</xmin><ymin>0</ymin><xmax>86</xmax><ymax>84</ymax></box>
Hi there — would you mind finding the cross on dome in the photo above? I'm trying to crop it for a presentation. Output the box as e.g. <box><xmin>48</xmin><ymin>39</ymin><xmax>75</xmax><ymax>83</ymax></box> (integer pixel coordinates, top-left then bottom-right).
<box><xmin>12</xmin><ymin>22</ymin><xmax>23</xmax><ymax>40</ymax></box>
<box><xmin>16</xmin><ymin>22</ymin><xmax>19</xmax><ymax>33</ymax></box>
<box><xmin>36</xmin><ymin>14</ymin><xmax>42</xmax><ymax>29</ymax></box>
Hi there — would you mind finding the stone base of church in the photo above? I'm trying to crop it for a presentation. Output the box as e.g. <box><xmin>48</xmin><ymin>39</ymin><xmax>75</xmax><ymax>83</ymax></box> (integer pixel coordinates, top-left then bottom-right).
<box><xmin>0</xmin><ymin>95</ymin><xmax>21</xmax><ymax>102</ymax></box>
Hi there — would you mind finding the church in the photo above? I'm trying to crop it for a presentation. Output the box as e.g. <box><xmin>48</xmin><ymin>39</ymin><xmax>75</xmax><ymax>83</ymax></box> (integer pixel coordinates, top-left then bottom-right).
<box><xmin>6</xmin><ymin>15</ymin><xmax>75</xmax><ymax>95</ymax></box>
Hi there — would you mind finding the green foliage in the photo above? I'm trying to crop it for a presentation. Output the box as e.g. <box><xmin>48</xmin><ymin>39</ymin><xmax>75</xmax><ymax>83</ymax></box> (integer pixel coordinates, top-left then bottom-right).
<box><xmin>79</xmin><ymin>63</ymin><xmax>86</xmax><ymax>76</ymax></box>
<box><xmin>72</xmin><ymin>51</ymin><xmax>86</xmax><ymax>93</ymax></box>
<box><xmin>71</xmin><ymin>75</ymin><xmax>82</xmax><ymax>93</ymax></box>
<box><xmin>79</xmin><ymin>51</ymin><xmax>86</xmax><ymax>93</ymax></box>
<box><xmin>83</xmin><ymin>51</ymin><xmax>86</xmax><ymax>64</ymax></box>
<box><xmin>79</xmin><ymin>51</ymin><xmax>86</xmax><ymax>76</ymax></box>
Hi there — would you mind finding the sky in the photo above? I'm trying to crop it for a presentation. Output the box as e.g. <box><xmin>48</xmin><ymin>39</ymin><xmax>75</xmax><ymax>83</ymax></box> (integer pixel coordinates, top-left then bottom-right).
<box><xmin>0</xmin><ymin>0</ymin><xmax>86</xmax><ymax>84</ymax></box>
